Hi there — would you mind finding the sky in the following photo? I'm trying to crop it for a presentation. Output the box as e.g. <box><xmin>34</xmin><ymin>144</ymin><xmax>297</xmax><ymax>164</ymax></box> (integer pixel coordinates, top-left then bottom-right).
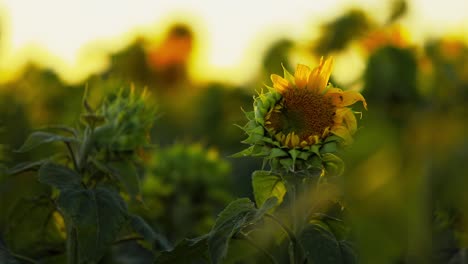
<box><xmin>0</xmin><ymin>0</ymin><xmax>467</xmax><ymax>84</ymax></box>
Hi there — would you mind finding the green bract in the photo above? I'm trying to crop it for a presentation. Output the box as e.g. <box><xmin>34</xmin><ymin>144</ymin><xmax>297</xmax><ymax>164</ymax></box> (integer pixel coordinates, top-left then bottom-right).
<box><xmin>235</xmin><ymin>87</ymin><xmax>344</xmax><ymax>177</ymax></box>
<box><xmin>93</xmin><ymin>87</ymin><xmax>156</xmax><ymax>151</ymax></box>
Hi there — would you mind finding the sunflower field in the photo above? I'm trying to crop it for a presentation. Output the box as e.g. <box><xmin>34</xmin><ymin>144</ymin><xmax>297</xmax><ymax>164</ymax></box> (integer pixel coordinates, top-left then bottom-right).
<box><xmin>1</xmin><ymin>1</ymin><xmax>468</xmax><ymax>263</ymax></box>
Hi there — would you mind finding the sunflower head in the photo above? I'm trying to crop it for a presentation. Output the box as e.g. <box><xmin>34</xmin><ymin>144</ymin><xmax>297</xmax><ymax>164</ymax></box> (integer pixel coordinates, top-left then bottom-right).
<box><xmin>235</xmin><ymin>57</ymin><xmax>367</xmax><ymax>176</ymax></box>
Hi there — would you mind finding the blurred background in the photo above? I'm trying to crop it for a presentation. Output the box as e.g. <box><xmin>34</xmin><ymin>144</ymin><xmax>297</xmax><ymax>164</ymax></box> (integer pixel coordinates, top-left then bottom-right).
<box><xmin>1</xmin><ymin>0</ymin><xmax>468</xmax><ymax>263</ymax></box>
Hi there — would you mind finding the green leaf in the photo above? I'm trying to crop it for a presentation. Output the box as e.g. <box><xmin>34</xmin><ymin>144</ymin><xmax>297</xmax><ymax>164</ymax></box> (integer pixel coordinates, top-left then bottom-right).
<box><xmin>15</xmin><ymin>131</ymin><xmax>79</xmax><ymax>153</ymax></box>
<box><xmin>300</xmin><ymin>223</ymin><xmax>343</xmax><ymax>264</ymax></box>
<box><xmin>253</xmin><ymin>196</ymin><xmax>278</xmax><ymax>220</ymax></box>
<box><xmin>340</xmin><ymin>241</ymin><xmax>358</xmax><ymax>264</ymax></box>
<box><xmin>130</xmin><ymin>215</ymin><xmax>170</xmax><ymax>251</ymax></box>
<box><xmin>252</xmin><ymin>171</ymin><xmax>286</xmax><ymax>208</ymax></box>
<box><xmin>57</xmin><ymin>187</ymin><xmax>128</xmax><ymax>263</ymax></box>
<box><xmin>4</xmin><ymin>198</ymin><xmax>63</xmax><ymax>256</ymax></box>
<box><xmin>107</xmin><ymin>159</ymin><xmax>141</xmax><ymax>199</ymax></box>
<box><xmin>7</xmin><ymin>159</ymin><xmax>48</xmax><ymax>175</ymax></box>
<box><xmin>0</xmin><ymin>241</ymin><xmax>19</xmax><ymax>264</ymax></box>
<box><xmin>209</xmin><ymin>198</ymin><xmax>255</xmax><ymax>264</ymax></box>
<box><xmin>156</xmin><ymin>235</ymin><xmax>209</xmax><ymax>264</ymax></box>
<box><xmin>230</xmin><ymin>146</ymin><xmax>254</xmax><ymax>158</ymax></box>
<box><xmin>38</xmin><ymin>162</ymin><xmax>81</xmax><ymax>191</ymax></box>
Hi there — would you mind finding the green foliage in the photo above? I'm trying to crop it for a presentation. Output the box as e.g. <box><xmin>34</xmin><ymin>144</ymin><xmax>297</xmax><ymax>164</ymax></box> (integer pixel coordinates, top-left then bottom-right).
<box><xmin>2</xmin><ymin>86</ymin><xmax>162</xmax><ymax>263</ymax></box>
<box><xmin>157</xmin><ymin>236</ymin><xmax>209</xmax><ymax>264</ymax></box>
<box><xmin>300</xmin><ymin>222</ymin><xmax>357</xmax><ymax>264</ymax></box>
<box><xmin>38</xmin><ymin>162</ymin><xmax>81</xmax><ymax>191</ymax></box>
<box><xmin>57</xmin><ymin>187</ymin><xmax>128</xmax><ymax>263</ymax></box>
<box><xmin>314</xmin><ymin>9</ymin><xmax>371</xmax><ymax>54</ymax></box>
<box><xmin>16</xmin><ymin>131</ymin><xmax>79</xmax><ymax>153</ymax></box>
<box><xmin>252</xmin><ymin>170</ymin><xmax>286</xmax><ymax>208</ymax></box>
<box><xmin>0</xmin><ymin>241</ymin><xmax>19</xmax><ymax>264</ymax></box>
<box><xmin>142</xmin><ymin>143</ymin><xmax>232</xmax><ymax>239</ymax></box>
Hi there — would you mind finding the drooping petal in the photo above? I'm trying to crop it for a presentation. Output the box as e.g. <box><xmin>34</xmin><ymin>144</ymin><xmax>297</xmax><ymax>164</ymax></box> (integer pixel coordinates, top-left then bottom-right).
<box><xmin>294</xmin><ymin>64</ymin><xmax>311</xmax><ymax>89</ymax></box>
<box><xmin>307</xmin><ymin>57</ymin><xmax>334</xmax><ymax>93</ymax></box>
<box><xmin>271</xmin><ymin>74</ymin><xmax>290</xmax><ymax>94</ymax></box>
<box><xmin>334</xmin><ymin>108</ymin><xmax>357</xmax><ymax>134</ymax></box>
<box><xmin>331</xmin><ymin>125</ymin><xmax>353</xmax><ymax>145</ymax></box>
<box><xmin>326</xmin><ymin>90</ymin><xmax>368</xmax><ymax>110</ymax></box>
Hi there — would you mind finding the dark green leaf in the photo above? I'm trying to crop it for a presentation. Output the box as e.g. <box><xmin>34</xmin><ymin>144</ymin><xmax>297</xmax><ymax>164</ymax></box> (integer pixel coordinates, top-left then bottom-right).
<box><xmin>0</xmin><ymin>240</ymin><xmax>20</xmax><ymax>264</ymax></box>
<box><xmin>130</xmin><ymin>215</ymin><xmax>170</xmax><ymax>251</ymax></box>
<box><xmin>213</xmin><ymin>198</ymin><xmax>255</xmax><ymax>230</ymax></box>
<box><xmin>57</xmin><ymin>187</ymin><xmax>128</xmax><ymax>263</ymax></box>
<box><xmin>340</xmin><ymin>241</ymin><xmax>358</xmax><ymax>264</ymax></box>
<box><xmin>300</xmin><ymin>223</ymin><xmax>342</xmax><ymax>264</ymax></box>
<box><xmin>4</xmin><ymin>198</ymin><xmax>63</xmax><ymax>256</ymax></box>
<box><xmin>107</xmin><ymin>159</ymin><xmax>141</xmax><ymax>199</ymax></box>
<box><xmin>209</xmin><ymin>198</ymin><xmax>255</xmax><ymax>264</ymax></box>
<box><xmin>38</xmin><ymin>162</ymin><xmax>81</xmax><ymax>191</ymax></box>
<box><xmin>252</xmin><ymin>171</ymin><xmax>286</xmax><ymax>208</ymax></box>
<box><xmin>156</xmin><ymin>235</ymin><xmax>209</xmax><ymax>264</ymax></box>
<box><xmin>7</xmin><ymin>159</ymin><xmax>48</xmax><ymax>175</ymax></box>
<box><xmin>15</xmin><ymin>131</ymin><xmax>79</xmax><ymax>153</ymax></box>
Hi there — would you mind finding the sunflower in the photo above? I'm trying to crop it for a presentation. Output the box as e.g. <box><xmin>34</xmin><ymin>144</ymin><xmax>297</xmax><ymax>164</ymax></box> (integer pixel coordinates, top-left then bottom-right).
<box><xmin>236</xmin><ymin>57</ymin><xmax>366</xmax><ymax>175</ymax></box>
<box><xmin>265</xmin><ymin>57</ymin><xmax>366</xmax><ymax>148</ymax></box>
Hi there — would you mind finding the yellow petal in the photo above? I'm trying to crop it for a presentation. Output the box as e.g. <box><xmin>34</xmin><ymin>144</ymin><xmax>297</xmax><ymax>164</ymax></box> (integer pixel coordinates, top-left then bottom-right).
<box><xmin>331</xmin><ymin>125</ymin><xmax>353</xmax><ymax>145</ymax></box>
<box><xmin>325</xmin><ymin>87</ymin><xmax>343</xmax><ymax>94</ymax></box>
<box><xmin>326</xmin><ymin>90</ymin><xmax>367</xmax><ymax>110</ymax></box>
<box><xmin>334</xmin><ymin>108</ymin><xmax>357</xmax><ymax>134</ymax></box>
<box><xmin>294</xmin><ymin>64</ymin><xmax>311</xmax><ymax>89</ymax></box>
<box><xmin>283</xmin><ymin>133</ymin><xmax>289</xmax><ymax>146</ymax></box>
<box><xmin>307</xmin><ymin>57</ymin><xmax>334</xmax><ymax>93</ymax></box>
<box><xmin>291</xmin><ymin>133</ymin><xmax>300</xmax><ymax>147</ymax></box>
<box><xmin>271</xmin><ymin>74</ymin><xmax>290</xmax><ymax>93</ymax></box>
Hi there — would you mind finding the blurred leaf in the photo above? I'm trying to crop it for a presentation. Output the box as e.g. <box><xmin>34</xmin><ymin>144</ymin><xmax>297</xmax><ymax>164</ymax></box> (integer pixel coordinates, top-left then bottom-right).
<box><xmin>15</xmin><ymin>131</ymin><xmax>79</xmax><ymax>153</ymax></box>
<box><xmin>4</xmin><ymin>197</ymin><xmax>64</xmax><ymax>256</ymax></box>
<box><xmin>315</xmin><ymin>9</ymin><xmax>371</xmax><ymax>54</ymax></box>
<box><xmin>208</xmin><ymin>198</ymin><xmax>255</xmax><ymax>264</ymax></box>
<box><xmin>38</xmin><ymin>162</ymin><xmax>81</xmax><ymax>191</ymax></box>
<box><xmin>363</xmin><ymin>46</ymin><xmax>419</xmax><ymax>108</ymax></box>
<box><xmin>7</xmin><ymin>159</ymin><xmax>48</xmax><ymax>175</ymax></box>
<box><xmin>107</xmin><ymin>159</ymin><xmax>141</xmax><ymax>200</ymax></box>
<box><xmin>388</xmin><ymin>0</ymin><xmax>407</xmax><ymax>23</ymax></box>
<box><xmin>0</xmin><ymin>240</ymin><xmax>19</xmax><ymax>264</ymax></box>
<box><xmin>252</xmin><ymin>171</ymin><xmax>286</xmax><ymax>208</ymax></box>
<box><xmin>57</xmin><ymin>187</ymin><xmax>128</xmax><ymax>263</ymax></box>
<box><xmin>300</xmin><ymin>223</ymin><xmax>342</xmax><ymax>264</ymax></box>
<box><xmin>156</xmin><ymin>235</ymin><xmax>209</xmax><ymax>264</ymax></box>
<box><xmin>130</xmin><ymin>215</ymin><xmax>170</xmax><ymax>251</ymax></box>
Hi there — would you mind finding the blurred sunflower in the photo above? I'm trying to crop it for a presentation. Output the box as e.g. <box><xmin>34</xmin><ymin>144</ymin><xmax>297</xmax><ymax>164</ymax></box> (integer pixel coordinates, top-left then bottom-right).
<box><xmin>265</xmin><ymin>57</ymin><xmax>367</xmax><ymax>147</ymax></box>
